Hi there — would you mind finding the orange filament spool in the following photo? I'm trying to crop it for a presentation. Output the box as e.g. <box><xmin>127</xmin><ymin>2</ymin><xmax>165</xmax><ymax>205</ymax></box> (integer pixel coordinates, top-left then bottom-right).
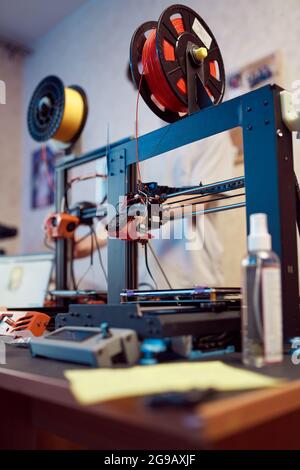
<box><xmin>130</xmin><ymin>4</ymin><xmax>226</xmax><ymax>123</ymax></box>
<box><xmin>142</xmin><ymin>18</ymin><xmax>187</xmax><ymax>114</ymax></box>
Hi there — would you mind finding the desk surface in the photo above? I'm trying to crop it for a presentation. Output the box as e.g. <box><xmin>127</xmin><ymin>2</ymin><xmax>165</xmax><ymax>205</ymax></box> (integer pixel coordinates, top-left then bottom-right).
<box><xmin>1</xmin><ymin>346</ymin><xmax>300</xmax><ymax>449</ymax></box>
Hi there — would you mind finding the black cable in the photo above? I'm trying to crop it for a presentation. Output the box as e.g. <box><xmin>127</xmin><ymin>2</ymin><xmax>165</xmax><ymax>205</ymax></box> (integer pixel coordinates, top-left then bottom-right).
<box><xmin>75</xmin><ymin>231</ymin><xmax>92</xmax><ymax>245</ymax></box>
<box><xmin>98</xmin><ymin>194</ymin><xmax>107</xmax><ymax>207</ymax></box>
<box><xmin>144</xmin><ymin>243</ymin><xmax>158</xmax><ymax>290</ymax></box>
<box><xmin>76</xmin><ymin>227</ymin><xmax>94</xmax><ymax>289</ymax></box>
<box><xmin>63</xmin><ymin>183</ymin><xmax>71</xmax><ymax>212</ymax></box>
<box><xmin>148</xmin><ymin>241</ymin><xmax>172</xmax><ymax>289</ymax></box>
<box><xmin>63</xmin><ymin>175</ymin><xmax>108</xmax><ymax>213</ymax></box>
<box><xmin>195</xmin><ymin>332</ymin><xmax>237</xmax><ymax>351</ymax></box>
<box><xmin>70</xmin><ymin>239</ymin><xmax>78</xmax><ymax>290</ymax></box>
<box><xmin>91</xmin><ymin>225</ymin><xmax>108</xmax><ymax>284</ymax></box>
<box><xmin>90</xmin><ymin>226</ymin><xmax>94</xmax><ymax>266</ymax></box>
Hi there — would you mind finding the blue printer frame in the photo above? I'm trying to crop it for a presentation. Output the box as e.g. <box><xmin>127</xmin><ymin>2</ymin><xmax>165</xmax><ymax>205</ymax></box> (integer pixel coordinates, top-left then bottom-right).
<box><xmin>55</xmin><ymin>84</ymin><xmax>300</xmax><ymax>340</ymax></box>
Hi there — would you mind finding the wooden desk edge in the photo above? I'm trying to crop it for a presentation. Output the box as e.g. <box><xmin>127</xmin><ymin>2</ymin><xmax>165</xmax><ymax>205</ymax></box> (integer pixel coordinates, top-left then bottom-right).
<box><xmin>0</xmin><ymin>367</ymin><xmax>202</xmax><ymax>447</ymax></box>
<box><xmin>199</xmin><ymin>380</ymin><xmax>300</xmax><ymax>443</ymax></box>
<box><xmin>2</xmin><ymin>366</ymin><xmax>300</xmax><ymax>447</ymax></box>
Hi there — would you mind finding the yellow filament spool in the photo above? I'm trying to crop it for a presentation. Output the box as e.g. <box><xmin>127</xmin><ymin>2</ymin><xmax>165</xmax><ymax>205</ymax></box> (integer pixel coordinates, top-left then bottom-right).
<box><xmin>27</xmin><ymin>76</ymin><xmax>88</xmax><ymax>146</ymax></box>
<box><xmin>53</xmin><ymin>87</ymin><xmax>85</xmax><ymax>143</ymax></box>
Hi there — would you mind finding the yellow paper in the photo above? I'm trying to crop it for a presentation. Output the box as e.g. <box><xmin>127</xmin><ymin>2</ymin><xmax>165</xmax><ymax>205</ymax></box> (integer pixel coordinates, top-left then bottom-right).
<box><xmin>65</xmin><ymin>361</ymin><xmax>282</xmax><ymax>405</ymax></box>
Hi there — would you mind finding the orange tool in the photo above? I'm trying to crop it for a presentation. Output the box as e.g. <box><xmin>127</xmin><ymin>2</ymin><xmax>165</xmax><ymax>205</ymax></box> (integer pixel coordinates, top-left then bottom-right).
<box><xmin>0</xmin><ymin>310</ymin><xmax>50</xmax><ymax>338</ymax></box>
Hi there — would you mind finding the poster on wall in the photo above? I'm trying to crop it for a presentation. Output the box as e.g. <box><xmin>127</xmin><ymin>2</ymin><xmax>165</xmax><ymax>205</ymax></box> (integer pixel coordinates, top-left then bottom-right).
<box><xmin>226</xmin><ymin>51</ymin><xmax>284</xmax><ymax>164</ymax></box>
<box><xmin>226</xmin><ymin>51</ymin><xmax>283</xmax><ymax>99</ymax></box>
<box><xmin>31</xmin><ymin>145</ymin><xmax>56</xmax><ymax>209</ymax></box>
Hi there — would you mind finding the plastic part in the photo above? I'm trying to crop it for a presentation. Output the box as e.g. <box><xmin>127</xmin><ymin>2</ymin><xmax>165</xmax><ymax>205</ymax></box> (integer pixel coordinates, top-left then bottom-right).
<box><xmin>193</xmin><ymin>46</ymin><xmax>208</xmax><ymax>62</ymax></box>
<box><xmin>248</xmin><ymin>213</ymin><xmax>271</xmax><ymax>252</ymax></box>
<box><xmin>140</xmin><ymin>338</ymin><xmax>168</xmax><ymax>365</ymax></box>
<box><xmin>0</xmin><ymin>310</ymin><xmax>50</xmax><ymax>338</ymax></box>
<box><xmin>30</xmin><ymin>326</ymin><xmax>140</xmax><ymax>367</ymax></box>
<box><xmin>45</xmin><ymin>212</ymin><xmax>80</xmax><ymax>239</ymax></box>
<box><xmin>280</xmin><ymin>90</ymin><xmax>300</xmax><ymax>132</ymax></box>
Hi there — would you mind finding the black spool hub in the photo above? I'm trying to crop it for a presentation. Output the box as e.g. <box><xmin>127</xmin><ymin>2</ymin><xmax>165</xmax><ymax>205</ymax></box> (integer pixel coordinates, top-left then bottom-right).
<box><xmin>130</xmin><ymin>4</ymin><xmax>226</xmax><ymax>123</ymax></box>
<box><xmin>27</xmin><ymin>75</ymin><xmax>65</xmax><ymax>142</ymax></box>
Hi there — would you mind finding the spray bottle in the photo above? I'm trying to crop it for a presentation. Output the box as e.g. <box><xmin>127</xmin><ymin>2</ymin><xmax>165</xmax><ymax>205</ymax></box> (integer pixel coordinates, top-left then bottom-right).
<box><xmin>241</xmin><ymin>213</ymin><xmax>283</xmax><ymax>367</ymax></box>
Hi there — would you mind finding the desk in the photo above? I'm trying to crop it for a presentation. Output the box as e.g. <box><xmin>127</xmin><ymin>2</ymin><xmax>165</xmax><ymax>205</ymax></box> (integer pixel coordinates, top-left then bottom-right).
<box><xmin>1</xmin><ymin>346</ymin><xmax>300</xmax><ymax>450</ymax></box>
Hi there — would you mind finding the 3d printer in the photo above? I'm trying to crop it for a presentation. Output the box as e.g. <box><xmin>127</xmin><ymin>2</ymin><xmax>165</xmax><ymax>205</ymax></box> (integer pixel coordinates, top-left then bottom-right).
<box><xmin>28</xmin><ymin>5</ymin><xmax>300</xmax><ymax>347</ymax></box>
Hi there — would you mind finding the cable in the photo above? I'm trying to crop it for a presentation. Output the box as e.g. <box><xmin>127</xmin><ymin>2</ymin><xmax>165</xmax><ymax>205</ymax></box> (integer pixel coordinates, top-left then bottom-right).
<box><xmin>76</xmin><ymin>265</ymin><xmax>92</xmax><ymax>290</ymax></box>
<box><xmin>62</xmin><ymin>172</ymin><xmax>107</xmax><ymax>212</ymax></box>
<box><xmin>98</xmin><ymin>194</ymin><xmax>108</xmax><ymax>207</ymax></box>
<box><xmin>76</xmin><ymin>227</ymin><xmax>94</xmax><ymax>289</ymax></box>
<box><xmin>195</xmin><ymin>332</ymin><xmax>237</xmax><ymax>351</ymax></box>
<box><xmin>148</xmin><ymin>241</ymin><xmax>173</xmax><ymax>290</ymax></box>
<box><xmin>75</xmin><ymin>231</ymin><xmax>93</xmax><ymax>245</ymax></box>
<box><xmin>69</xmin><ymin>172</ymin><xmax>107</xmax><ymax>185</ymax></box>
<box><xmin>70</xmin><ymin>239</ymin><xmax>78</xmax><ymax>290</ymax></box>
<box><xmin>91</xmin><ymin>225</ymin><xmax>108</xmax><ymax>284</ymax></box>
<box><xmin>135</xmin><ymin>70</ymin><xmax>144</xmax><ymax>191</ymax></box>
<box><xmin>71</xmin><ymin>225</ymin><xmax>107</xmax><ymax>291</ymax></box>
<box><xmin>134</xmin><ymin>19</ymin><xmax>186</xmax><ymax>193</ymax></box>
<box><xmin>90</xmin><ymin>226</ymin><xmax>94</xmax><ymax>267</ymax></box>
<box><xmin>144</xmin><ymin>243</ymin><xmax>158</xmax><ymax>290</ymax></box>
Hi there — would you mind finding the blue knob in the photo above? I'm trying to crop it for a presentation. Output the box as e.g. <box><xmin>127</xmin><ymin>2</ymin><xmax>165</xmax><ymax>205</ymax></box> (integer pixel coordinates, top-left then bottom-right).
<box><xmin>100</xmin><ymin>322</ymin><xmax>110</xmax><ymax>339</ymax></box>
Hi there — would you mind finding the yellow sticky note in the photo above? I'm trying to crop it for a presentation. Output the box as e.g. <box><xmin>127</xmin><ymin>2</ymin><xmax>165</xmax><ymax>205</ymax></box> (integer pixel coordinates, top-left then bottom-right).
<box><xmin>65</xmin><ymin>361</ymin><xmax>282</xmax><ymax>405</ymax></box>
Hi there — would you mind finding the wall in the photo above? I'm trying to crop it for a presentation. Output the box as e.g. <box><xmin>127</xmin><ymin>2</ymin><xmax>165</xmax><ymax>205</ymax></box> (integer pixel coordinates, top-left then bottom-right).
<box><xmin>21</xmin><ymin>0</ymin><xmax>300</xmax><ymax>287</ymax></box>
<box><xmin>0</xmin><ymin>44</ymin><xmax>23</xmax><ymax>254</ymax></box>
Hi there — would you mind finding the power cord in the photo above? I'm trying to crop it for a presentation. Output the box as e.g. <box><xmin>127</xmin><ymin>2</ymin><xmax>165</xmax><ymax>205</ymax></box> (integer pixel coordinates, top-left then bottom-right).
<box><xmin>144</xmin><ymin>243</ymin><xmax>158</xmax><ymax>290</ymax></box>
<box><xmin>91</xmin><ymin>225</ymin><xmax>108</xmax><ymax>284</ymax></box>
<box><xmin>148</xmin><ymin>241</ymin><xmax>172</xmax><ymax>289</ymax></box>
<box><xmin>76</xmin><ymin>227</ymin><xmax>94</xmax><ymax>289</ymax></box>
<box><xmin>70</xmin><ymin>239</ymin><xmax>78</xmax><ymax>290</ymax></box>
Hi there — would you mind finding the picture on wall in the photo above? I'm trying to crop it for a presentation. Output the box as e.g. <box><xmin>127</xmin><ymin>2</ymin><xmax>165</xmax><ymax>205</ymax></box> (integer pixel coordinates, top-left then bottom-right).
<box><xmin>226</xmin><ymin>51</ymin><xmax>283</xmax><ymax>99</ymax></box>
<box><xmin>31</xmin><ymin>145</ymin><xmax>56</xmax><ymax>209</ymax></box>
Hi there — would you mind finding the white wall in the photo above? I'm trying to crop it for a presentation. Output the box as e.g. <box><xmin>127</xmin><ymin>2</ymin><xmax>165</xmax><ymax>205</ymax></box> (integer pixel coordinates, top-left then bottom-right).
<box><xmin>20</xmin><ymin>0</ymin><xmax>300</xmax><ymax>286</ymax></box>
<box><xmin>0</xmin><ymin>44</ymin><xmax>23</xmax><ymax>254</ymax></box>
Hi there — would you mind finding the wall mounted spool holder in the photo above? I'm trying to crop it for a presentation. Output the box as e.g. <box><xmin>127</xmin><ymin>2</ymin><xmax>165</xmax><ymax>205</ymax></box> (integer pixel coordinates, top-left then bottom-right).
<box><xmin>27</xmin><ymin>75</ymin><xmax>89</xmax><ymax>154</ymax></box>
